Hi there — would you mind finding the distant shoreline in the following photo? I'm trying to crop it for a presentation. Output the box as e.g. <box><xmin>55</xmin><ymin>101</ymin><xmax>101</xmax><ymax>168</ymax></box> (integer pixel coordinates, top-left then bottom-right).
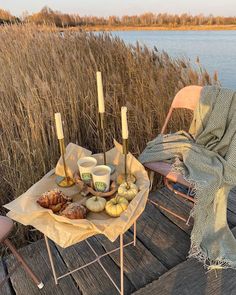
<box><xmin>67</xmin><ymin>25</ymin><xmax>236</xmax><ymax>32</ymax></box>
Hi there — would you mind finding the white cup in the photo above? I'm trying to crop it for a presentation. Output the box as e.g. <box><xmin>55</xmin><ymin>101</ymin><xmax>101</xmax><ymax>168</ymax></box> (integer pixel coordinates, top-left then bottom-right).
<box><xmin>92</xmin><ymin>165</ymin><xmax>111</xmax><ymax>192</ymax></box>
<box><xmin>77</xmin><ymin>157</ymin><xmax>97</xmax><ymax>183</ymax></box>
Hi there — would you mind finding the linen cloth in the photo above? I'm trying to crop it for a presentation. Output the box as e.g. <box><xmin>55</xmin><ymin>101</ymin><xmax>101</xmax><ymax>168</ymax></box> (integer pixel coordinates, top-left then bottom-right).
<box><xmin>5</xmin><ymin>141</ymin><xmax>149</xmax><ymax>248</ymax></box>
<box><xmin>139</xmin><ymin>86</ymin><xmax>236</xmax><ymax>269</ymax></box>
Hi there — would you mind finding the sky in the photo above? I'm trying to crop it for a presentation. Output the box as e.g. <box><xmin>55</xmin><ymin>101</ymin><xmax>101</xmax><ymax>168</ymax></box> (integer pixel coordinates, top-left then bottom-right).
<box><xmin>0</xmin><ymin>0</ymin><xmax>235</xmax><ymax>17</ymax></box>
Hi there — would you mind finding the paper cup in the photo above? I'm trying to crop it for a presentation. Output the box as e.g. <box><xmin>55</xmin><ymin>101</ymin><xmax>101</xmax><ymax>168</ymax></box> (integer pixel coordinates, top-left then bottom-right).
<box><xmin>77</xmin><ymin>157</ymin><xmax>97</xmax><ymax>183</ymax></box>
<box><xmin>92</xmin><ymin>165</ymin><xmax>111</xmax><ymax>192</ymax></box>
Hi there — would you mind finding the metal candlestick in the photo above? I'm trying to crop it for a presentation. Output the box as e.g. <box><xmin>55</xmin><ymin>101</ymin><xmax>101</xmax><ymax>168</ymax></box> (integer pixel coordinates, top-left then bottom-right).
<box><xmin>99</xmin><ymin>112</ymin><xmax>107</xmax><ymax>165</ymax></box>
<box><xmin>122</xmin><ymin>138</ymin><xmax>130</xmax><ymax>189</ymax></box>
<box><xmin>56</xmin><ymin>138</ymin><xmax>75</xmax><ymax>187</ymax></box>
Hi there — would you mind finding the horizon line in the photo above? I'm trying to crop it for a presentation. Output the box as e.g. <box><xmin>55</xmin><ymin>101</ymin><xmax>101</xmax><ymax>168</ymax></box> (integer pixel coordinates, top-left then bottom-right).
<box><xmin>1</xmin><ymin>6</ymin><xmax>236</xmax><ymax>18</ymax></box>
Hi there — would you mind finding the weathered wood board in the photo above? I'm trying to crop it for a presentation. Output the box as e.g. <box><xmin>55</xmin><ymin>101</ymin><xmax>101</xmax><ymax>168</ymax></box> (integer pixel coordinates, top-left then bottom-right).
<box><xmin>0</xmin><ymin>259</ymin><xmax>12</xmax><ymax>295</ymax></box>
<box><xmin>2</xmin><ymin>186</ymin><xmax>236</xmax><ymax>295</ymax></box>
<box><xmin>131</xmin><ymin>202</ymin><xmax>190</xmax><ymax>269</ymax></box>
<box><xmin>157</xmin><ymin>186</ymin><xmax>236</xmax><ymax>229</ymax></box>
<box><xmin>95</xmin><ymin>230</ymin><xmax>167</xmax><ymax>290</ymax></box>
<box><xmin>5</xmin><ymin>239</ymin><xmax>80</xmax><ymax>295</ymax></box>
<box><xmin>150</xmin><ymin>187</ymin><xmax>193</xmax><ymax>234</ymax></box>
<box><xmin>56</xmin><ymin>238</ymin><xmax>133</xmax><ymax>295</ymax></box>
<box><xmin>227</xmin><ymin>188</ymin><xmax>236</xmax><ymax>227</ymax></box>
<box><xmin>133</xmin><ymin>258</ymin><xmax>236</xmax><ymax>295</ymax></box>
<box><xmin>133</xmin><ymin>226</ymin><xmax>236</xmax><ymax>295</ymax></box>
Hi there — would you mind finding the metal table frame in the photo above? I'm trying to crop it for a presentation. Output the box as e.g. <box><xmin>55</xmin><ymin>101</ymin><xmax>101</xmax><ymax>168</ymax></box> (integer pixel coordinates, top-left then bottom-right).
<box><xmin>44</xmin><ymin>221</ymin><xmax>137</xmax><ymax>295</ymax></box>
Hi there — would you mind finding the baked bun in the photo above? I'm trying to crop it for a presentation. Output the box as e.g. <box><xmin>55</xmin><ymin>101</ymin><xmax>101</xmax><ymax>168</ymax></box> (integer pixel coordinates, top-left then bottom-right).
<box><xmin>61</xmin><ymin>202</ymin><xmax>87</xmax><ymax>219</ymax></box>
<box><xmin>37</xmin><ymin>189</ymin><xmax>72</xmax><ymax>213</ymax></box>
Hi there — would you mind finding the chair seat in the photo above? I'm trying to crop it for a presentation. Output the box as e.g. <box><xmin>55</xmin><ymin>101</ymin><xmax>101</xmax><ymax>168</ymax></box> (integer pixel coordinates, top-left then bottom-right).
<box><xmin>144</xmin><ymin>161</ymin><xmax>191</xmax><ymax>187</ymax></box>
<box><xmin>0</xmin><ymin>216</ymin><xmax>14</xmax><ymax>242</ymax></box>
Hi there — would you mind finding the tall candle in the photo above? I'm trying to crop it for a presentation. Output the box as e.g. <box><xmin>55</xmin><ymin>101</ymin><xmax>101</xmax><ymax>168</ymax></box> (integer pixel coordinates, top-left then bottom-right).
<box><xmin>55</xmin><ymin>113</ymin><xmax>64</xmax><ymax>139</ymax></box>
<box><xmin>96</xmin><ymin>71</ymin><xmax>105</xmax><ymax>113</ymax></box>
<box><xmin>121</xmin><ymin>106</ymin><xmax>128</xmax><ymax>139</ymax></box>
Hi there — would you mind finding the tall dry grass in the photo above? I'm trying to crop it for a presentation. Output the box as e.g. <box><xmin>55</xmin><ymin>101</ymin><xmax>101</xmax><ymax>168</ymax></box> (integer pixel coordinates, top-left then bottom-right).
<box><xmin>0</xmin><ymin>24</ymin><xmax>217</xmax><ymax>248</ymax></box>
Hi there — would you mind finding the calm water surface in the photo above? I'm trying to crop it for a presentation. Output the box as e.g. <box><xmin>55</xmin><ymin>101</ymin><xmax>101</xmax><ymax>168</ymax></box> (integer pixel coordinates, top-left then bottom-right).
<box><xmin>112</xmin><ymin>31</ymin><xmax>236</xmax><ymax>89</ymax></box>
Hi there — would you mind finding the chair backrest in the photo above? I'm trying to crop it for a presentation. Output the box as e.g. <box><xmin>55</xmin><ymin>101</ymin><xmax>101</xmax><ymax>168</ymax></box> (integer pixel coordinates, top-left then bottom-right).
<box><xmin>161</xmin><ymin>85</ymin><xmax>202</xmax><ymax>134</ymax></box>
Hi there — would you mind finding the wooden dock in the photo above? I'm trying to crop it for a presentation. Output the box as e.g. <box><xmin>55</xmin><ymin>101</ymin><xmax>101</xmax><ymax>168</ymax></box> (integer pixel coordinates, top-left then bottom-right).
<box><xmin>1</xmin><ymin>187</ymin><xmax>236</xmax><ymax>295</ymax></box>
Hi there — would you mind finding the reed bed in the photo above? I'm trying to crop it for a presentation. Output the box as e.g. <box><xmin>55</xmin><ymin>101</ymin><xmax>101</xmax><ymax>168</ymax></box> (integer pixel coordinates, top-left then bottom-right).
<box><xmin>0</xmin><ymin>24</ymin><xmax>216</xmax><ymax>248</ymax></box>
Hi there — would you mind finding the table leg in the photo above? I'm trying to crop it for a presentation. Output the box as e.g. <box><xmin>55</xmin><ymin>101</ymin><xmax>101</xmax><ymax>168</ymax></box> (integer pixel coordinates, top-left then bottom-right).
<box><xmin>44</xmin><ymin>235</ymin><xmax>58</xmax><ymax>285</ymax></box>
<box><xmin>120</xmin><ymin>234</ymin><xmax>124</xmax><ymax>295</ymax></box>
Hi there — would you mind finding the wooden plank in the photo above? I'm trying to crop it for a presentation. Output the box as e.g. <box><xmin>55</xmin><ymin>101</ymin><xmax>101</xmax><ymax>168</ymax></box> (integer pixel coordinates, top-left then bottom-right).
<box><xmin>56</xmin><ymin>237</ymin><xmax>134</xmax><ymax>295</ymax></box>
<box><xmin>227</xmin><ymin>210</ymin><xmax>236</xmax><ymax>228</ymax></box>
<box><xmin>0</xmin><ymin>259</ymin><xmax>12</xmax><ymax>295</ymax></box>
<box><xmin>5</xmin><ymin>239</ymin><xmax>80</xmax><ymax>295</ymax></box>
<box><xmin>95</xmin><ymin>230</ymin><xmax>167</xmax><ymax>291</ymax></box>
<box><xmin>133</xmin><ymin>226</ymin><xmax>236</xmax><ymax>295</ymax></box>
<box><xmin>156</xmin><ymin>186</ymin><xmax>236</xmax><ymax>229</ymax></box>
<box><xmin>132</xmin><ymin>202</ymin><xmax>190</xmax><ymax>269</ymax></box>
<box><xmin>132</xmin><ymin>258</ymin><xmax>236</xmax><ymax>295</ymax></box>
<box><xmin>230</xmin><ymin>187</ymin><xmax>236</xmax><ymax>196</ymax></box>
<box><xmin>151</xmin><ymin>187</ymin><xmax>193</xmax><ymax>234</ymax></box>
<box><xmin>227</xmin><ymin>188</ymin><xmax>236</xmax><ymax>227</ymax></box>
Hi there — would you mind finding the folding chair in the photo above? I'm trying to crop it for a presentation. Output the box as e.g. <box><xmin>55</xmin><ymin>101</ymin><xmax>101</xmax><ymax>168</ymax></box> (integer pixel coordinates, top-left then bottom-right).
<box><xmin>144</xmin><ymin>85</ymin><xmax>202</xmax><ymax>224</ymax></box>
<box><xmin>0</xmin><ymin>216</ymin><xmax>44</xmax><ymax>290</ymax></box>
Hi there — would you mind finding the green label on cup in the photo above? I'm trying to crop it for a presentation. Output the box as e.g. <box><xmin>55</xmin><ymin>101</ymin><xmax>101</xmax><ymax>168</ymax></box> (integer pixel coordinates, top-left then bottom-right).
<box><xmin>95</xmin><ymin>182</ymin><xmax>107</xmax><ymax>192</ymax></box>
<box><xmin>81</xmin><ymin>173</ymin><xmax>92</xmax><ymax>182</ymax></box>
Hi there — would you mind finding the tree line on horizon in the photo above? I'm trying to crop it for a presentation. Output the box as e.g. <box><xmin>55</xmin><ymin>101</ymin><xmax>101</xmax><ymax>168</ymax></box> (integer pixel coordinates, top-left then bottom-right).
<box><xmin>1</xmin><ymin>6</ymin><xmax>236</xmax><ymax>27</ymax></box>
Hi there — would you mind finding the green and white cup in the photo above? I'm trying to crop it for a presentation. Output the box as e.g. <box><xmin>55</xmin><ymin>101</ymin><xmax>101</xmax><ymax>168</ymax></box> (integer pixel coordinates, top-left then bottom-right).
<box><xmin>77</xmin><ymin>157</ymin><xmax>97</xmax><ymax>183</ymax></box>
<box><xmin>92</xmin><ymin>165</ymin><xmax>111</xmax><ymax>192</ymax></box>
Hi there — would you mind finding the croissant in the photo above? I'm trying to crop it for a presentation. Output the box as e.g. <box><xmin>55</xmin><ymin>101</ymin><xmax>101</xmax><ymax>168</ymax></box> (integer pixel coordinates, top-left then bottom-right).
<box><xmin>37</xmin><ymin>189</ymin><xmax>72</xmax><ymax>209</ymax></box>
<box><xmin>61</xmin><ymin>202</ymin><xmax>87</xmax><ymax>219</ymax></box>
<box><xmin>49</xmin><ymin>201</ymin><xmax>72</xmax><ymax>213</ymax></box>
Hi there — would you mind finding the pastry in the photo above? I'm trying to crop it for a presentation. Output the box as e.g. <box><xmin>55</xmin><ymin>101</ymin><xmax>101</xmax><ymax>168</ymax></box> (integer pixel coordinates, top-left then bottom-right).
<box><xmin>37</xmin><ymin>189</ymin><xmax>72</xmax><ymax>213</ymax></box>
<box><xmin>61</xmin><ymin>202</ymin><xmax>87</xmax><ymax>219</ymax></box>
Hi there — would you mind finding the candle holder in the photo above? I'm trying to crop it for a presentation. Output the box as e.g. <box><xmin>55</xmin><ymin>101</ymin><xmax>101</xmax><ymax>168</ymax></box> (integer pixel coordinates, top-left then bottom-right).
<box><xmin>56</xmin><ymin>138</ymin><xmax>75</xmax><ymax>187</ymax></box>
<box><xmin>122</xmin><ymin>138</ymin><xmax>130</xmax><ymax>189</ymax></box>
<box><xmin>99</xmin><ymin>112</ymin><xmax>115</xmax><ymax>174</ymax></box>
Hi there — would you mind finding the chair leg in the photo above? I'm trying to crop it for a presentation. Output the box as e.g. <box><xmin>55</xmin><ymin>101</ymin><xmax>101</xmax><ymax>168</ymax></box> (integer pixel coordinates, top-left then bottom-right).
<box><xmin>164</xmin><ymin>178</ymin><xmax>195</xmax><ymax>203</ymax></box>
<box><xmin>147</xmin><ymin>171</ymin><xmax>193</xmax><ymax>224</ymax></box>
<box><xmin>185</xmin><ymin>214</ymin><xmax>192</xmax><ymax>226</ymax></box>
<box><xmin>3</xmin><ymin>238</ymin><xmax>44</xmax><ymax>289</ymax></box>
<box><xmin>148</xmin><ymin>170</ymin><xmax>155</xmax><ymax>191</ymax></box>
<box><xmin>148</xmin><ymin>199</ymin><xmax>189</xmax><ymax>223</ymax></box>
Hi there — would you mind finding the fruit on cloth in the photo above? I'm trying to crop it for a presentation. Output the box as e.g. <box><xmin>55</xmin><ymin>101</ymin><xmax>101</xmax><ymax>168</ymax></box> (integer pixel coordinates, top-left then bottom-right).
<box><xmin>117</xmin><ymin>174</ymin><xmax>136</xmax><ymax>185</ymax></box>
<box><xmin>61</xmin><ymin>202</ymin><xmax>87</xmax><ymax>219</ymax></box>
<box><xmin>118</xmin><ymin>182</ymin><xmax>138</xmax><ymax>201</ymax></box>
<box><xmin>105</xmin><ymin>196</ymin><xmax>128</xmax><ymax>217</ymax></box>
<box><xmin>86</xmin><ymin>196</ymin><xmax>106</xmax><ymax>213</ymax></box>
<box><xmin>37</xmin><ymin>189</ymin><xmax>72</xmax><ymax>213</ymax></box>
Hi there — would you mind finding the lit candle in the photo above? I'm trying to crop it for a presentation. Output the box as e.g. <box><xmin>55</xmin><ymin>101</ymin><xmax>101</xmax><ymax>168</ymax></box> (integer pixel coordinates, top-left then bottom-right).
<box><xmin>121</xmin><ymin>106</ymin><xmax>128</xmax><ymax>139</ymax></box>
<box><xmin>96</xmin><ymin>71</ymin><xmax>105</xmax><ymax>113</ymax></box>
<box><xmin>55</xmin><ymin>113</ymin><xmax>64</xmax><ymax>139</ymax></box>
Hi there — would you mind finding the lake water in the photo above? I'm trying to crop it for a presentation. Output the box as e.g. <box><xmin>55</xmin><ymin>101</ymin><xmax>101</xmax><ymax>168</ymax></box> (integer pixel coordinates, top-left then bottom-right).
<box><xmin>112</xmin><ymin>30</ymin><xmax>236</xmax><ymax>89</ymax></box>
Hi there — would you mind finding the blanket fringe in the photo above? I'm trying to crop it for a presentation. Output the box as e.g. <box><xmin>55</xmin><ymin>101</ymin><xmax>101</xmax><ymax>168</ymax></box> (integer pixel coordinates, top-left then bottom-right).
<box><xmin>171</xmin><ymin>158</ymin><xmax>236</xmax><ymax>271</ymax></box>
<box><xmin>189</xmin><ymin>244</ymin><xmax>233</xmax><ymax>271</ymax></box>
